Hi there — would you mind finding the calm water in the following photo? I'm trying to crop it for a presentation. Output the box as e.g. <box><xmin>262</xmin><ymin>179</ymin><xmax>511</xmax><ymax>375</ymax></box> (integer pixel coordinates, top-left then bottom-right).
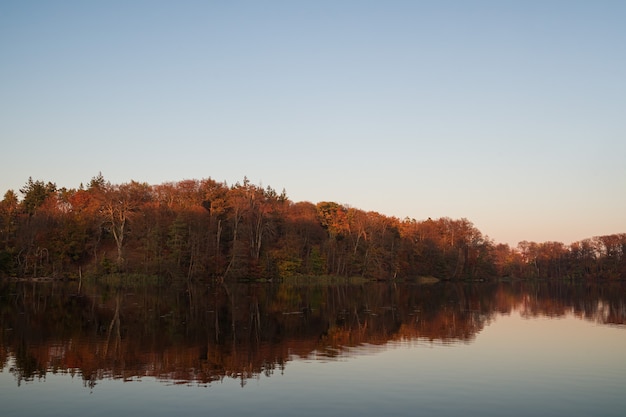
<box><xmin>1</xmin><ymin>279</ymin><xmax>625</xmax><ymax>416</ymax></box>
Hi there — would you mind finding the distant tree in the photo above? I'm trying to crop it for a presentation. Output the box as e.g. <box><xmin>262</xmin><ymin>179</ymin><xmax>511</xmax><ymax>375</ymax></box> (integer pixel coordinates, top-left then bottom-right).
<box><xmin>0</xmin><ymin>190</ymin><xmax>19</xmax><ymax>248</ymax></box>
<box><xmin>100</xmin><ymin>181</ymin><xmax>152</xmax><ymax>269</ymax></box>
<box><xmin>19</xmin><ymin>177</ymin><xmax>57</xmax><ymax>216</ymax></box>
<box><xmin>89</xmin><ymin>172</ymin><xmax>107</xmax><ymax>190</ymax></box>
<box><xmin>0</xmin><ymin>190</ymin><xmax>19</xmax><ymax>275</ymax></box>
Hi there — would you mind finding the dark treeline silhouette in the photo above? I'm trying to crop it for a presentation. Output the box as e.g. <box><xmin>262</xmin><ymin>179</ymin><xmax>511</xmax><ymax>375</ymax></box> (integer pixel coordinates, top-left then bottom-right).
<box><xmin>1</xmin><ymin>280</ymin><xmax>624</xmax><ymax>387</ymax></box>
<box><xmin>0</xmin><ymin>175</ymin><xmax>625</xmax><ymax>281</ymax></box>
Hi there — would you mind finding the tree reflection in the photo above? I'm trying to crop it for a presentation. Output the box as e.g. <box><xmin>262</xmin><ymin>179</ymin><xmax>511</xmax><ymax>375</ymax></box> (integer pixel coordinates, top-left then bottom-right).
<box><xmin>0</xmin><ymin>279</ymin><xmax>624</xmax><ymax>387</ymax></box>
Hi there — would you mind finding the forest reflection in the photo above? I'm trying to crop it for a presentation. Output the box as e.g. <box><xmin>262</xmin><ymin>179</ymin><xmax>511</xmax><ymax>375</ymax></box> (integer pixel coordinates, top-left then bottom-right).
<box><xmin>1</xmin><ymin>279</ymin><xmax>624</xmax><ymax>388</ymax></box>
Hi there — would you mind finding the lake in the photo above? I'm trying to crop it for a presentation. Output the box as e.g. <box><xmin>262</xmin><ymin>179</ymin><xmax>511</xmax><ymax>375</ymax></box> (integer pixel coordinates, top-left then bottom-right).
<box><xmin>1</xmin><ymin>279</ymin><xmax>625</xmax><ymax>416</ymax></box>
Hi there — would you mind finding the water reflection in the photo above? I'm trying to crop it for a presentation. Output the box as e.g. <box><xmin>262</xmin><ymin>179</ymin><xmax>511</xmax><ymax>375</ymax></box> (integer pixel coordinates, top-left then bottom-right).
<box><xmin>1</xmin><ymin>279</ymin><xmax>624</xmax><ymax>388</ymax></box>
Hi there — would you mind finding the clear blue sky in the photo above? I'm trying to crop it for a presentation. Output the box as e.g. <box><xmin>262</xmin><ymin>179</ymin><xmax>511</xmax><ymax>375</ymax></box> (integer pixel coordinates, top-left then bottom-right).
<box><xmin>1</xmin><ymin>0</ymin><xmax>625</xmax><ymax>246</ymax></box>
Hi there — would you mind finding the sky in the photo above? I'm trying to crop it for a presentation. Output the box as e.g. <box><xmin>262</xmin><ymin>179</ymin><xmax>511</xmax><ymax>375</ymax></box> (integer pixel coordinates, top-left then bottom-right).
<box><xmin>1</xmin><ymin>0</ymin><xmax>625</xmax><ymax>247</ymax></box>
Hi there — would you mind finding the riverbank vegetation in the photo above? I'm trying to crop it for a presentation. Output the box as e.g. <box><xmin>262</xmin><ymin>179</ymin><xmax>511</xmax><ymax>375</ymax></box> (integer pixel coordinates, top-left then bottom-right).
<box><xmin>0</xmin><ymin>175</ymin><xmax>624</xmax><ymax>281</ymax></box>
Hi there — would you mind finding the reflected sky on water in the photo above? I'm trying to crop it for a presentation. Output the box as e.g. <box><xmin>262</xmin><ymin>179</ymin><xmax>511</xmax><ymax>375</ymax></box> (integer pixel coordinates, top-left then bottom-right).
<box><xmin>1</xmin><ymin>280</ymin><xmax>625</xmax><ymax>416</ymax></box>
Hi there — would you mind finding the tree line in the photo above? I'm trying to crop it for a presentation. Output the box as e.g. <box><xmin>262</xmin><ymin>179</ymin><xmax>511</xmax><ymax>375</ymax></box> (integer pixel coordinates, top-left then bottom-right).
<box><xmin>0</xmin><ymin>175</ymin><xmax>624</xmax><ymax>280</ymax></box>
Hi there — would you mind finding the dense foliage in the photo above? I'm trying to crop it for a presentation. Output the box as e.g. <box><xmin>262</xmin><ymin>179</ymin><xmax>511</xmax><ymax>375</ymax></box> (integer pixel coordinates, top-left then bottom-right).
<box><xmin>0</xmin><ymin>175</ymin><xmax>624</xmax><ymax>280</ymax></box>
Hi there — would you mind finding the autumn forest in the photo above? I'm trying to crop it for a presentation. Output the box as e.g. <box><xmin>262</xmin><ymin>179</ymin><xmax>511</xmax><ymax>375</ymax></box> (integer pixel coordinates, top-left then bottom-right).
<box><xmin>0</xmin><ymin>175</ymin><xmax>624</xmax><ymax>281</ymax></box>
